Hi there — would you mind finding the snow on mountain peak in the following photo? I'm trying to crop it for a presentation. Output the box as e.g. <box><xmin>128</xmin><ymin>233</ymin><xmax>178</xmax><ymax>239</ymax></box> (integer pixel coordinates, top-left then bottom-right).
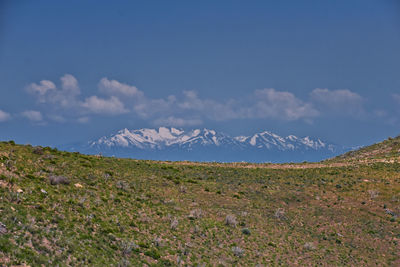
<box><xmin>249</xmin><ymin>135</ymin><xmax>258</xmax><ymax>146</ymax></box>
<box><xmin>207</xmin><ymin>129</ymin><xmax>216</xmax><ymax>135</ymax></box>
<box><xmin>158</xmin><ymin>127</ymin><xmax>176</xmax><ymax>140</ymax></box>
<box><xmin>234</xmin><ymin>136</ymin><xmax>249</xmax><ymax>142</ymax></box>
<box><xmin>90</xmin><ymin>127</ymin><xmax>338</xmax><ymax>153</ymax></box>
<box><xmin>192</xmin><ymin>129</ymin><xmax>201</xmax><ymax>136</ymax></box>
<box><xmin>171</xmin><ymin>127</ymin><xmax>184</xmax><ymax>135</ymax></box>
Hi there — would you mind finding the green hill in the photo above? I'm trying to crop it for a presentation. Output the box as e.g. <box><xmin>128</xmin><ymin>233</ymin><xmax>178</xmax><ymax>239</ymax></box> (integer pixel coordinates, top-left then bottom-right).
<box><xmin>0</xmin><ymin>141</ymin><xmax>399</xmax><ymax>266</ymax></box>
<box><xmin>329</xmin><ymin>135</ymin><xmax>400</xmax><ymax>163</ymax></box>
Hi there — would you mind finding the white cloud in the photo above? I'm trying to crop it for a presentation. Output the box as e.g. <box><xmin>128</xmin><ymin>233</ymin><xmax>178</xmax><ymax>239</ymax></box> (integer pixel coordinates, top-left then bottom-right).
<box><xmin>81</xmin><ymin>96</ymin><xmax>128</xmax><ymax>115</ymax></box>
<box><xmin>310</xmin><ymin>88</ymin><xmax>364</xmax><ymax>116</ymax></box>
<box><xmin>25</xmin><ymin>75</ymin><xmax>373</xmax><ymax>125</ymax></box>
<box><xmin>27</xmin><ymin>74</ymin><xmax>80</xmax><ymax>108</ymax></box>
<box><xmin>130</xmin><ymin>89</ymin><xmax>238</xmax><ymax>122</ymax></box>
<box><xmin>28</xmin><ymin>75</ymin><xmax>130</xmax><ymax>117</ymax></box>
<box><xmin>133</xmin><ymin>95</ymin><xmax>177</xmax><ymax>119</ymax></box>
<box><xmin>179</xmin><ymin>91</ymin><xmax>204</xmax><ymax>110</ymax></box>
<box><xmin>311</xmin><ymin>88</ymin><xmax>363</xmax><ymax>104</ymax></box>
<box><xmin>21</xmin><ymin>110</ymin><xmax>43</xmax><ymax>121</ymax></box>
<box><xmin>106</xmin><ymin>84</ymin><xmax>318</xmax><ymax>122</ymax></box>
<box><xmin>60</xmin><ymin>74</ymin><xmax>80</xmax><ymax>96</ymax></box>
<box><xmin>152</xmin><ymin>116</ymin><xmax>203</xmax><ymax>127</ymax></box>
<box><xmin>175</xmin><ymin>89</ymin><xmax>318</xmax><ymax>121</ymax></box>
<box><xmin>99</xmin><ymin>78</ymin><xmax>144</xmax><ymax>97</ymax></box>
<box><xmin>0</xmin><ymin>110</ymin><xmax>11</xmax><ymax>122</ymax></box>
<box><xmin>27</xmin><ymin>80</ymin><xmax>56</xmax><ymax>96</ymax></box>
<box><xmin>26</xmin><ymin>80</ymin><xmax>57</xmax><ymax>103</ymax></box>
<box><xmin>240</xmin><ymin>89</ymin><xmax>319</xmax><ymax>121</ymax></box>
<box><xmin>178</xmin><ymin>91</ymin><xmax>238</xmax><ymax>121</ymax></box>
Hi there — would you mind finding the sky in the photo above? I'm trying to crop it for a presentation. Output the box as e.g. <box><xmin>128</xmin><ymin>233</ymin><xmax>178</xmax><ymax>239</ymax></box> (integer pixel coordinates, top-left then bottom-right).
<box><xmin>0</xmin><ymin>0</ymin><xmax>400</xmax><ymax>147</ymax></box>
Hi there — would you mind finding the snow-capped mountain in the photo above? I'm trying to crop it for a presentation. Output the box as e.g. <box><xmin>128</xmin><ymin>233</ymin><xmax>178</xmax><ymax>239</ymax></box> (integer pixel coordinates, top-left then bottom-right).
<box><xmin>91</xmin><ymin>127</ymin><xmax>240</xmax><ymax>150</ymax></box>
<box><xmin>233</xmin><ymin>131</ymin><xmax>335</xmax><ymax>151</ymax></box>
<box><xmin>64</xmin><ymin>127</ymin><xmax>348</xmax><ymax>163</ymax></box>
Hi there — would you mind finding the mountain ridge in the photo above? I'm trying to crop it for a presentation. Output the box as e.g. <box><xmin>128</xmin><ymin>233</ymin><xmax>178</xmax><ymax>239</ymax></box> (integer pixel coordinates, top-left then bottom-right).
<box><xmin>92</xmin><ymin>127</ymin><xmax>334</xmax><ymax>149</ymax></box>
<box><xmin>64</xmin><ymin>127</ymin><xmax>348</xmax><ymax>163</ymax></box>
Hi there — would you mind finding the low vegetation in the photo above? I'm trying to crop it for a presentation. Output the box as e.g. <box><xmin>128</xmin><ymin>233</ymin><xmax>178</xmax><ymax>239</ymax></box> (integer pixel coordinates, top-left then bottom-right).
<box><xmin>329</xmin><ymin>135</ymin><xmax>400</xmax><ymax>163</ymax></box>
<box><xmin>0</xmin><ymin>140</ymin><xmax>399</xmax><ymax>266</ymax></box>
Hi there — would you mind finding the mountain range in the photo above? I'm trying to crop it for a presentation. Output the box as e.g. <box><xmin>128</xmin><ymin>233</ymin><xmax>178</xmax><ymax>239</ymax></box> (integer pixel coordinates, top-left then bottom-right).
<box><xmin>63</xmin><ymin>127</ymin><xmax>350</xmax><ymax>163</ymax></box>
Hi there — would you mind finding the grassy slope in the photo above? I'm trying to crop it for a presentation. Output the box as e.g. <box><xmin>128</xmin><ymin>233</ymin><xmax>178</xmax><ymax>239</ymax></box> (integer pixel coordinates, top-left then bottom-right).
<box><xmin>329</xmin><ymin>136</ymin><xmax>400</xmax><ymax>163</ymax></box>
<box><xmin>0</xmin><ymin>141</ymin><xmax>399</xmax><ymax>266</ymax></box>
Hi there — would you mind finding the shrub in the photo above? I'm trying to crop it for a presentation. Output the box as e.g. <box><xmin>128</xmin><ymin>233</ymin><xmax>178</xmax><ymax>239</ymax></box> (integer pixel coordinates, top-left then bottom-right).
<box><xmin>153</xmin><ymin>237</ymin><xmax>164</xmax><ymax>247</ymax></box>
<box><xmin>0</xmin><ymin>222</ymin><xmax>7</xmax><ymax>235</ymax></box>
<box><xmin>232</xmin><ymin>246</ymin><xmax>244</xmax><ymax>257</ymax></box>
<box><xmin>274</xmin><ymin>208</ymin><xmax>286</xmax><ymax>220</ymax></box>
<box><xmin>179</xmin><ymin>186</ymin><xmax>187</xmax><ymax>193</ymax></box>
<box><xmin>368</xmin><ymin>190</ymin><xmax>379</xmax><ymax>199</ymax></box>
<box><xmin>303</xmin><ymin>242</ymin><xmax>316</xmax><ymax>250</ymax></box>
<box><xmin>225</xmin><ymin>214</ymin><xmax>237</xmax><ymax>227</ymax></box>
<box><xmin>189</xmin><ymin>209</ymin><xmax>202</xmax><ymax>220</ymax></box>
<box><xmin>385</xmin><ymin>208</ymin><xmax>396</xmax><ymax>216</ymax></box>
<box><xmin>117</xmin><ymin>259</ymin><xmax>130</xmax><ymax>267</ymax></box>
<box><xmin>121</xmin><ymin>240</ymin><xmax>139</xmax><ymax>256</ymax></box>
<box><xmin>49</xmin><ymin>175</ymin><xmax>70</xmax><ymax>185</ymax></box>
<box><xmin>242</xmin><ymin>228</ymin><xmax>251</xmax><ymax>235</ymax></box>
<box><xmin>116</xmin><ymin>180</ymin><xmax>130</xmax><ymax>191</ymax></box>
<box><xmin>170</xmin><ymin>218</ymin><xmax>179</xmax><ymax>230</ymax></box>
<box><xmin>32</xmin><ymin>146</ymin><xmax>44</xmax><ymax>155</ymax></box>
<box><xmin>5</xmin><ymin>160</ymin><xmax>13</xmax><ymax>169</ymax></box>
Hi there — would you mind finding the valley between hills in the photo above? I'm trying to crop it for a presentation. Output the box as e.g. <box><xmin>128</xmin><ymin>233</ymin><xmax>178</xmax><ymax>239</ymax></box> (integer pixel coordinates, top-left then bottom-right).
<box><xmin>0</xmin><ymin>136</ymin><xmax>399</xmax><ymax>266</ymax></box>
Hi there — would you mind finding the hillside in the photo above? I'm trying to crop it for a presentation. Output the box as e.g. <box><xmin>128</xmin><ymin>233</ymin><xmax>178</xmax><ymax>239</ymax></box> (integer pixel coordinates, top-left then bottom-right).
<box><xmin>328</xmin><ymin>135</ymin><xmax>400</xmax><ymax>164</ymax></box>
<box><xmin>0</xmin><ymin>141</ymin><xmax>399</xmax><ymax>266</ymax></box>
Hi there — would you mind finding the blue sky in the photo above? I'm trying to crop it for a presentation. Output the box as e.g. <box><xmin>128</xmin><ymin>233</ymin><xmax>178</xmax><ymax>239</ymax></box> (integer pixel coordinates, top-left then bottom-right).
<box><xmin>0</xmin><ymin>0</ymin><xmax>400</xmax><ymax>147</ymax></box>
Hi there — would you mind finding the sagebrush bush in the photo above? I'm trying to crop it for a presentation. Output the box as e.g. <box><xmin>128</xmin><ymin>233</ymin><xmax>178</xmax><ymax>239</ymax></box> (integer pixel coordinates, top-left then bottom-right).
<box><xmin>170</xmin><ymin>218</ymin><xmax>179</xmax><ymax>230</ymax></box>
<box><xmin>274</xmin><ymin>208</ymin><xmax>286</xmax><ymax>220</ymax></box>
<box><xmin>303</xmin><ymin>242</ymin><xmax>316</xmax><ymax>250</ymax></box>
<box><xmin>49</xmin><ymin>175</ymin><xmax>70</xmax><ymax>185</ymax></box>
<box><xmin>116</xmin><ymin>180</ymin><xmax>130</xmax><ymax>191</ymax></box>
<box><xmin>225</xmin><ymin>214</ymin><xmax>237</xmax><ymax>227</ymax></box>
<box><xmin>232</xmin><ymin>246</ymin><xmax>244</xmax><ymax>257</ymax></box>
<box><xmin>368</xmin><ymin>190</ymin><xmax>379</xmax><ymax>199</ymax></box>
<box><xmin>0</xmin><ymin>222</ymin><xmax>7</xmax><ymax>235</ymax></box>
<box><xmin>32</xmin><ymin>146</ymin><xmax>44</xmax><ymax>155</ymax></box>
<box><xmin>121</xmin><ymin>240</ymin><xmax>139</xmax><ymax>256</ymax></box>
<box><xmin>189</xmin><ymin>209</ymin><xmax>202</xmax><ymax>220</ymax></box>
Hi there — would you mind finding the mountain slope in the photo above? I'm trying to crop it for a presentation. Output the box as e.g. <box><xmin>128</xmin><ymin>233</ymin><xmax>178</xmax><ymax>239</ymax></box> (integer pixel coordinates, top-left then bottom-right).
<box><xmin>328</xmin><ymin>135</ymin><xmax>400</xmax><ymax>163</ymax></box>
<box><xmin>66</xmin><ymin>127</ymin><xmax>348</xmax><ymax>163</ymax></box>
